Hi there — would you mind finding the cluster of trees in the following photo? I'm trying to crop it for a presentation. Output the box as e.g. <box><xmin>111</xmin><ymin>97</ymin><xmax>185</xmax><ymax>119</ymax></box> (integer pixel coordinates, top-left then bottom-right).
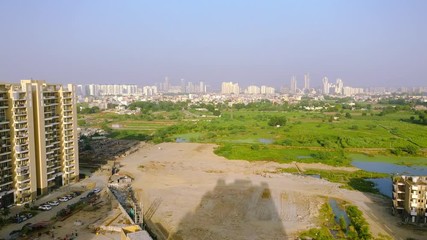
<box><xmin>346</xmin><ymin>205</ymin><xmax>372</xmax><ymax>239</ymax></box>
<box><xmin>267</xmin><ymin>116</ymin><xmax>287</xmax><ymax>127</ymax></box>
<box><xmin>409</xmin><ymin>110</ymin><xmax>427</xmax><ymax>125</ymax></box>
<box><xmin>128</xmin><ymin>101</ymin><xmax>187</xmax><ymax>112</ymax></box>
<box><xmin>77</xmin><ymin>106</ymin><xmax>100</xmax><ymax>114</ymax></box>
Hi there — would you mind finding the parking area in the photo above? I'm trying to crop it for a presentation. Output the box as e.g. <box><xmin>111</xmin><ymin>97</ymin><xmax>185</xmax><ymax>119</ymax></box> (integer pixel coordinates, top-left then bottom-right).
<box><xmin>0</xmin><ymin>175</ymin><xmax>107</xmax><ymax>239</ymax></box>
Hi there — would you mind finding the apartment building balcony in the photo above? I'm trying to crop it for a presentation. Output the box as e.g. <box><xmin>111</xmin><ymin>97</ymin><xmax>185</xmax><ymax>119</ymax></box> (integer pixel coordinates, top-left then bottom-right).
<box><xmin>412</xmin><ymin>186</ymin><xmax>419</xmax><ymax>191</ymax></box>
<box><xmin>0</xmin><ymin>158</ymin><xmax>12</xmax><ymax>164</ymax></box>
<box><xmin>0</xmin><ymin>104</ymin><xmax>8</xmax><ymax>109</ymax></box>
<box><xmin>47</xmin><ymin>175</ymin><xmax>57</xmax><ymax>182</ymax></box>
<box><xmin>0</xmin><ymin>126</ymin><xmax>11</xmax><ymax>133</ymax></box>
<box><xmin>411</xmin><ymin>194</ymin><xmax>419</xmax><ymax>199</ymax></box>
<box><xmin>14</xmin><ymin>110</ymin><xmax>27</xmax><ymax>116</ymax></box>
<box><xmin>15</xmin><ymin>145</ymin><xmax>29</xmax><ymax>153</ymax></box>
<box><xmin>411</xmin><ymin>202</ymin><xmax>418</xmax><ymax>208</ymax></box>
<box><xmin>14</xmin><ymin>124</ymin><xmax>28</xmax><ymax>131</ymax></box>
<box><xmin>0</xmin><ymin>118</ymin><xmax>8</xmax><ymax>124</ymax></box>
<box><xmin>64</xmin><ymin>144</ymin><xmax>74</xmax><ymax>150</ymax></box>
<box><xmin>44</xmin><ymin>101</ymin><xmax>58</xmax><ymax>107</ymax></box>
<box><xmin>14</xmin><ymin>118</ymin><xmax>27</xmax><ymax>124</ymax></box>
<box><xmin>15</xmin><ymin>132</ymin><xmax>28</xmax><ymax>138</ymax></box>
<box><xmin>0</xmin><ymin>147</ymin><xmax>11</xmax><ymax>155</ymax></box>
<box><xmin>13</xmin><ymin>104</ymin><xmax>26</xmax><ymax>109</ymax></box>
<box><xmin>17</xmin><ymin>165</ymin><xmax>29</xmax><ymax>172</ymax></box>
<box><xmin>411</xmin><ymin>210</ymin><xmax>417</xmax><ymax>216</ymax></box>
<box><xmin>15</xmin><ymin>140</ymin><xmax>29</xmax><ymax>146</ymax></box>
<box><xmin>0</xmin><ymin>134</ymin><xmax>10</xmax><ymax>140</ymax></box>
<box><xmin>17</xmin><ymin>182</ymin><xmax>30</xmax><ymax>191</ymax></box>
<box><xmin>16</xmin><ymin>155</ymin><xmax>29</xmax><ymax>162</ymax></box>
<box><xmin>17</xmin><ymin>175</ymin><xmax>30</xmax><ymax>183</ymax></box>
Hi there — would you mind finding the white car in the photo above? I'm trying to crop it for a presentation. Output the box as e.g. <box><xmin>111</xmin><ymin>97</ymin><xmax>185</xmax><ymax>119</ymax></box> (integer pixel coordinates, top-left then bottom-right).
<box><xmin>38</xmin><ymin>205</ymin><xmax>52</xmax><ymax>211</ymax></box>
<box><xmin>48</xmin><ymin>200</ymin><xmax>59</xmax><ymax>206</ymax></box>
<box><xmin>93</xmin><ymin>188</ymin><xmax>101</xmax><ymax>193</ymax></box>
<box><xmin>58</xmin><ymin>196</ymin><xmax>69</xmax><ymax>202</ymax></box>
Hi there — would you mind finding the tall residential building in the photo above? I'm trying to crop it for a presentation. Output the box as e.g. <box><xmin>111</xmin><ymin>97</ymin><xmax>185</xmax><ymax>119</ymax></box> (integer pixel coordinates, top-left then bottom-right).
<box><xmin>221</xmin><ymin>82</ymin><xmax>240</xmax><ymax>95</ymax></box>
<box><xmin>143</xmin><ymin>86</ymin><xmax>158</xmax><ymax>96</ymax></box>
<box><xmin>392</xmin><ymin>175</ymin><xmax>427</xmax><ymax>223</ymax></box>
<box><xmin>322</xmin><ymin>77</ymin><xmax>329</xmax><ymax>95</ymax></box>
<box><xmin>245</xmin><ymin>85</ymin><xmax>261</xmax><ymax>94</ymax></box>
<box><xmin>0</xmin><ymin>83</ymin><xmax>37</xmax><ymax>207</ymax></box>
<box><xmin>261</xmin><ymin>86</ymin><xmax>275</xmax><ymax>94</ymax></box>
<box><xmin>290</xmin><ymin>76</ymin><xmax>297</xmax><ymax>94</ymax></box>
<box><xmin>0</xmin><ymin>80</ymin><xmax>79</xmax><ymax>208</ymax></box>
<box><xmin>335</xmin><ymin>78</ymin><xmax>343</xmax><ymax>95</ymax></box>
<box><xmin>304</xmin><ymin>73</ymin><xmax>310</xmax><ymax>90</ymax></box>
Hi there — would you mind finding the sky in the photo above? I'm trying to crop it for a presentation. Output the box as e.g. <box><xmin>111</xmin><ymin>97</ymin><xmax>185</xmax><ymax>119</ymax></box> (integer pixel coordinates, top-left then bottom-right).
<box><xmin>0</xmin><ymin>0</ymin><xmax>426</xmax><ymax>89</ymax></box>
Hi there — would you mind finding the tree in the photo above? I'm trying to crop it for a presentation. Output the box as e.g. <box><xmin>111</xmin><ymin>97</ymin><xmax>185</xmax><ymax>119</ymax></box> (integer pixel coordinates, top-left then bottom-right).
<box><xmin>267</xmin><ymin>116</ymin><xmax>287</xmax><ymax>127</ymax></box>
<box><xmin>1</xmin><ymin>208</ymin><xmax>10</xmax><ymax>218</ymax></box>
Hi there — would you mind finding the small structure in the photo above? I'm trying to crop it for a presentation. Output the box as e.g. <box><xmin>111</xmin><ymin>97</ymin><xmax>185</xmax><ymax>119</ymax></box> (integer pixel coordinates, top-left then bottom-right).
<box><xmin>392</xmin><ymin>175</ymin><xmax>427</xmax><ymax>224</ymax></box>
<box><xmin>120</xmin><ymin>225</ymin><xmax>152</xmax><ymax>240</ymax></box>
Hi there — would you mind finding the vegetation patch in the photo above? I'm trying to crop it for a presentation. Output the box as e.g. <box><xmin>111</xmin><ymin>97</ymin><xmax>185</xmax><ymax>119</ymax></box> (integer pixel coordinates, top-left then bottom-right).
<box><xmin>303</xmin><ymin>169</ymin><xmax>389</xmax><ymax>193</ymax></box>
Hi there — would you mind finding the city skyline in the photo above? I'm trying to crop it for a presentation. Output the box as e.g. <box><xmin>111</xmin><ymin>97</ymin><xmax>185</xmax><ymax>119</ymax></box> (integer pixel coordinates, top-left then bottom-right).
<box><xmin>1</xmin><ymin>1</ymin><xmax>426</xmax><ymax>87</ymax></box>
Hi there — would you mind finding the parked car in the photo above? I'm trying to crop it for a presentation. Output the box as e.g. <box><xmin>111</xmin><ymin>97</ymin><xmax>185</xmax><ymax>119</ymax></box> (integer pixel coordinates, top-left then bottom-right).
<box><xmin>93</xmin><ymin>188</ymin><xmax>101</xmax><ymax>193</ymax></box>
<box><xmin>25</xmin><ymin>212</ymin><xmax>33</xmax><ymax>219</ymax></box>
<box><xmin>58</xmin><ymin>196</ymin><xmax>69</xmax><ymax>202</ymax></box>
<box><xmin>15</xmin><ymin>214</ymin><xmax>27</xmax><ymax>223</ymax></box>
<box><xmin>66</xmin><ymin>194</ymin><xmax>73</xmax><ymax>200</ymax></box>
<box><xmin>38</xmin><ymin>205</ymin><xmax>52</xmax><ymax>211</ymax></box>
<box><xmin>73</xmin><ymin>191</ymin><xmax>82</xmax><ymax>196</ymax></box>
<box><xmin>47</xmin><ymin>200</ymin><xmax>59</xmax><ymax>206</ymax></box>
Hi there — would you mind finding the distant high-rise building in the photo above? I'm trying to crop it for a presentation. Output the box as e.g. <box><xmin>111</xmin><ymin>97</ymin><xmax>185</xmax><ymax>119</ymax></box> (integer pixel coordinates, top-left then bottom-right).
<box><xmin>322</xmin><ymin>77</ymin><xmax>329</xmax><ymax>95</ymax></box>
<box><xmin>0</xmin><ymin>80</ymin><xmax>79</xmax><ymax>207</ymax></box>
<box><xmin>304</xmin><ymin>73</ymin><xmax>310</xmax><ymax>90</ymax></box>
<box><xmin>246</xmin><ymin>85</ymin><xmax>261</xmax><ymax>94</ymax></box>
<box><xmin>162</xmin><ymin>77</ymin><xmax>170</xmax><ymax>92</ymax></box>
<box><xmin>261</xmin><ymin>85</ymin><xmax>275</xmax><ymax>94</ymax></box>
<box><xmin>335</xmin><ymin>78</ymin><xmax>343</xmax><ymax>95</ymax></box>
<box><xmin>199</xmin><ymin>81</ymin><xmax>206</xmax><ymax>93</ymax></box>
<box><xmin>221</xmin><ymin>82</ymin><xmax>240</xmax><ymax>95</ymax></box>
<box><xmin>180</xmin><ymin>79</ymin><xmax>186</xmax><ymax>93</ymax></box>
<box><xmin>143</xmin><ymin>86</ymin><xmax>158</xmax><ymax>96</ymax></box>
<box><xmin>290</xmin><ymin>76</ymin><xmax>297</xmax><ymax>94</ymax></box>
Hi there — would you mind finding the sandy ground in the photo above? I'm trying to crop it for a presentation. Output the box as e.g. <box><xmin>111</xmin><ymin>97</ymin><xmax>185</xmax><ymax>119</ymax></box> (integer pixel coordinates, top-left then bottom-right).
<box><xmin>116</xmin><ymin>142</ymin><xmax>427</xmax><ymax>240</ymax></box>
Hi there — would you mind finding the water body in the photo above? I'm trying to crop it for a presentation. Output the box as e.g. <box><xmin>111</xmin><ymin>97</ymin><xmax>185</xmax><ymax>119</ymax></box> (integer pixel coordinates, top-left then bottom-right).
<box><xmin>176</xmin><ymin>137</ymin><xmax>188</xmax><ymax>143</ymax></box>
<box><xmin>351</xmin><ymin>161</ymin><xmax>427</xmax><ymax>197</ymax></box>
<box><xmin>259</xmin><ymin>138</ymin><xmax>273</xmax><ymax>144</ymax></box>
<box><xmin>329</xmin><ymin>198</ymin><xmax>350</xmax><ymax>228</ymax></box>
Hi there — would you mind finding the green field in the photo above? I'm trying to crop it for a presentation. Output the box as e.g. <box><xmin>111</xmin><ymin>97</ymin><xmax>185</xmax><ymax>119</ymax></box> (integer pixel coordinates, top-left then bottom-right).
<box><xmin>79</xmin><ymin>103</ymin><xmax>427</xmax><ymax>167</ymax></box>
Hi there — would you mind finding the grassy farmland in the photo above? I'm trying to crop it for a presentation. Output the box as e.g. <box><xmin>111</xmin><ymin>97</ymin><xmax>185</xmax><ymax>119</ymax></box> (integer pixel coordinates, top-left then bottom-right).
<box><xmin>79</xmin><ymin>102</ymin><xmax>427</xmax><ymax>167</ymax></box>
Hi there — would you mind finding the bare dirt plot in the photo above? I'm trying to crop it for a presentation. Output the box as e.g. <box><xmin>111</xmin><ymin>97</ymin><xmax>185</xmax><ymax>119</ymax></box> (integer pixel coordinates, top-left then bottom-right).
<box><xmin>118</xmin><ymin>142</ymin><xmax>426</xmax><ymax>240</ymax></box>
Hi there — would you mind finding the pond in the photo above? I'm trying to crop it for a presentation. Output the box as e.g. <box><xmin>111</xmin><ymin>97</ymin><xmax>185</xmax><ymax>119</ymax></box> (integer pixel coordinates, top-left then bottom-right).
<box><xmin>329</xmin><ymin>198</ymin><xmax>350</xmax><ymax>228</ymax></box>
<box><xmin>259</xmin><ymin>138</ymin><xmax>273</xmax><ymax>144</ymax></box>
<box><xmin>176</xmin><ymin>137</ymin><xmax>188</xmax><ymax>143</ymax></box>
<box><xmin>351</xmin><ymin>161</ymin><xmax>427</xmax><ymax>197</ymax></box>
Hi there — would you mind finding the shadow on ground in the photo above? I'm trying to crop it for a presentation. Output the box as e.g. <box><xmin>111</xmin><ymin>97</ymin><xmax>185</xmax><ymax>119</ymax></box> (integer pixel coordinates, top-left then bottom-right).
<box><xmin>166</xmin><ymin>179</ymin><xmax>287</xmax><ymax>240</ymax></box>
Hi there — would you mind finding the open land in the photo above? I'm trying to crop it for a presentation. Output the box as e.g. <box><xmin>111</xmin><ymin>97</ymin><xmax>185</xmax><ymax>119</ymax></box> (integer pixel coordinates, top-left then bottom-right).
<box><xmin>118</xmin><ymin>142</ymin><xmax>427</xmax><ymax>240</ymax></box>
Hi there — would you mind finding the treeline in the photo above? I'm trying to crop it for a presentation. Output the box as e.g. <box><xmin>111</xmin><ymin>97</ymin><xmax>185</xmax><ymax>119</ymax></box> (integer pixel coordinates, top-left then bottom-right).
<box><xmin>128</xmin><ymin>101</ymin><xmax>188</xmax><ymax>112</ymax></box>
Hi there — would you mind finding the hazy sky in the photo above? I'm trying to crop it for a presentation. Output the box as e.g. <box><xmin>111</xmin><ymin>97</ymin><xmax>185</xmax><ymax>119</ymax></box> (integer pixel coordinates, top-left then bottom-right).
<box><xmin>0</xmin><ymin>0</ymin><xmax>426</xmax><ymax>89</ymax></box>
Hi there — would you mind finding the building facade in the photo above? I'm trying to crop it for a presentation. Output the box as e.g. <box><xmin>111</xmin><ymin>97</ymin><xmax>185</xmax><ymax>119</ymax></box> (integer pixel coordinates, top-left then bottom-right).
<box><xmin>393</xmin><ymin>175</ymin><xmax>427</xmax><ymax>224</ymax></box>
<box><xmin>0</xmin><ymin>80</ymin><xmax>79</xmax><ymax>207</ymax></box>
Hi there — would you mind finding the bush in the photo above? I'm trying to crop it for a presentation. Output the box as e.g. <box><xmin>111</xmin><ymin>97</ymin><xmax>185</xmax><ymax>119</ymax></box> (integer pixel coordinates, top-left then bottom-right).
<box><xmin>267</xmin><ymin>116</ymin><xmax>287</xmax><ymax>127</ymax></box>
